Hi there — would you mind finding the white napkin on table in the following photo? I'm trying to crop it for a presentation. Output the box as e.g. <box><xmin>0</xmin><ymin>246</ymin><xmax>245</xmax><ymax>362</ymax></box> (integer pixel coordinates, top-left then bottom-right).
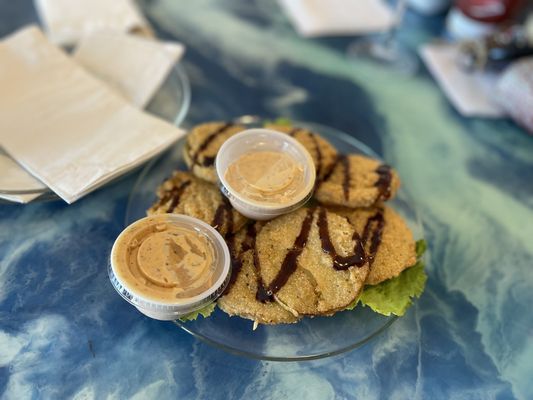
<box><xmin>0</xmin><ymin>193</ymin><xmax>43</xmax><ymax>203</ymax></box>
<box><xmin>34</xmin><ymin>0</ymin><xmax>153</xmax><ymax>46</ymax></box>
<box><xmin>0</xmin><ymin>26</ymin><xmax>186</xmax><ymax>204</ymax></box>
<box><xmin>0</xmin><ymin>151</ymin><xmax>46</xmax><ymax>203</ymax></box>
<box><xmin>278</xmin><ymin>0</ymin><xmax>396</xmax><ymax>37</ymax></box>
<box><xmin>497</xmin><ymin>58</ymin><xmax>533</xmax><ymax>134</ymax></box>
<box><xmin>0</xmin><ymin>150</ymin><xmax>46</xmax><ymax>192</ymax></box>
<box><xmin>420</xmin><ymin>43</ymin><xmax>505</xmax><ymax>118</ymax></box>
<box><xmin>73</xmin><ymin>32</ymin><xmax>185</xmax><ymax>108</ymax></box>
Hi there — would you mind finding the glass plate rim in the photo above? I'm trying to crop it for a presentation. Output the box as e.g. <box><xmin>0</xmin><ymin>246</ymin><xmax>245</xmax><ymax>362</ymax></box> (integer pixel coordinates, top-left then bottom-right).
<box><xmin>173</xmin><ymin>314</ymin><xmax>398</xmax><ymax>362</ymax></box>
<box><xmin>0</xmin><ymin>62</ymin><xmax>191</xmax><ymax>201</ymax></box>
<box><xmin>124</xmin><ymin>118</ymin><xmax>423</xmax><ymax>361</ymax></box>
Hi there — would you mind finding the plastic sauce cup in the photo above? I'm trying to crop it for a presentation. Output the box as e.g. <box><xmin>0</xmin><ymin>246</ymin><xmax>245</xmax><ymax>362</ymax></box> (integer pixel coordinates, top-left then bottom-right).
<box><xmin>109</xmin><ymin>214</ymin><xmax>231</xmax><ymax>320</ymax></box>
<box><xmin>215</xmin><ymin>129</ymin><xmax>316</xmax><ymax>220</ymax></box>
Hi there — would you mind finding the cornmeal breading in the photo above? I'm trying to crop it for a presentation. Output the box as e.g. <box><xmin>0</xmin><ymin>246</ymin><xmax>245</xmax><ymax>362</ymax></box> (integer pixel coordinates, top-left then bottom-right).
<box><xmin>183</xmin><ymin>122</ymin><xmax>246</xmax><ymax>183</ymax></box>
<box><xmin>218</xmin><ymin>222</ymin><xmax>300</xmax><ymax>325</ymax></box>
<box><xmin>315</xmin><ymin>154</ymin><xmax>400</xmax><ymax>208</ymax></box>
<box><xmin>264</xmin><ymin>124</ymin><xmax>338</xmax><ymax>183</ymax></box>
<box><xmin>334</xmin><ymin>205</ymin><xmax>417</xmax><ymax>285</ymax></box>
<box><xmin>148</xmin><ymin>171</ymin><xmax>247</xmax><ymax>237</ymax></box>
<box><xmin>256</xmin><ymin>207</ymin><xmax>369</xmax><ymax>316</ymax></box>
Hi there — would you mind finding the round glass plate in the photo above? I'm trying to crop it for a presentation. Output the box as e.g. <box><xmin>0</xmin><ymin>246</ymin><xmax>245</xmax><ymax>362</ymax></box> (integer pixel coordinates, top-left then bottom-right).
<box><xmin>0</xmin><ymin>63</ymin><xmax>191</xmax><ymax>204</ymax></box>
<box><xmin>125</xmin><ymin>119</ymin><xmax>423</xmax><ymax>361</ymax></box>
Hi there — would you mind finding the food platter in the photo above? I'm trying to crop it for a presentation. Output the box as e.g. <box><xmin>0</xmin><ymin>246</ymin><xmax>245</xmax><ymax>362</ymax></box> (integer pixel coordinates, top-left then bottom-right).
<box><xmin>0</xmin><ymin>63</ymin><xmax>191</xmax><ymax>203</ymax></box>
<box><xmin>125</xmin><ymin>119</ymin><xmax>424</xmax><ymax>361</ymax></box>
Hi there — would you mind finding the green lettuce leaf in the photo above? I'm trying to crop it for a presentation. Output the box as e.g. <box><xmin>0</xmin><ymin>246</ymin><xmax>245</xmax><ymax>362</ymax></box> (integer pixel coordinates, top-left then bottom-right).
<box><xmin>358</xmin><ymin>261</ymin><xmax>427</xmax><ymax>316</ymax></box>
<box><xmin>416</xmin><ymin>239</ymin><xmax>427</xmax><ymax>259</ymax></box>
<box><xmin>178</xmin><ymin>302</ymin><xmax>216</xmax><ymax>322</ymax></box>
<box><xmin>345</xmin><ymin>296</ymin><xmax>359</xmax><ymax>311</ymax></box>
<box><xmin>349</xmin><ymin>239</ymin><xmax>428</xmax><ymax>316</ymax></box>
<box><xmin>263</xmin><ymin>117</ymin><xmax>292</xmax><ymax>126</ymax></box>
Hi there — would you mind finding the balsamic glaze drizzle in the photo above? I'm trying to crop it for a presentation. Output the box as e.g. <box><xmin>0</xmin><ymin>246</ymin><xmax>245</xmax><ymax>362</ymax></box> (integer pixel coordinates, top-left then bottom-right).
<box><xmin>223</xmin><ymin>223</ymin><xmax>262</xmax><ymax>295</ymax></box>
<box><xmin>340</xmin><ymin>155</ymin><xmax>350</xmax><ymax>200</ymax></box>
<box><xmin>361</xmin><ymin>209</ymin><xmax>385</xmax><ymax>265</ymax></box>
<box><xmin>287</xmin><ymin>127</ymin><xmax>324</xmax><ymax>184</ymax></box>
<box><xmin>317</xmin><ymin>208</ymin><xmax>365</xmax><ymax>270</ymax></box>
<box><xmin>374</xmin><ymin>165</ymin><xmax>392</xmax><ymax>201</ymax></box>
<box><xmin>212</xmin><ymin>196</ymin><xmax>233</xmax><ymax>234</ymax></box>
<box><xmin>157</xmin><ymin>180</ymin><xmax>191</xmax><ymax>213</ymax></box>
<box><xmin>317</xmin><ymin>155</ymin><xmax>350</xmax><ymax>198</ymax></box>
<box><xmin>257</xmin><ymin>207</ymin><xmax>315</xmax><ymax>302</ymax></box>
<box><xmin>222</xmin><ymin>206</ymin><xmax>387</xmax><ymax>303</ymax></box>
<box><xmin>308</xmin><ymin>132</ymin><xmax>323</xmax><ymax>181</ymax></box>
<box><xmin>191</xmin><ymin>122</ymin><xmax>233</xmax><ymax>166</ymax></box>
<box><xmin>288</xmin><ymin>127</ymin><xmax>301</xmax><ymax>137</ymax></box>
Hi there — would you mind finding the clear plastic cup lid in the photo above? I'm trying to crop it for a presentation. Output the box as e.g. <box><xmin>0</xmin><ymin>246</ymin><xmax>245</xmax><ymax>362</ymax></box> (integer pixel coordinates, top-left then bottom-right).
<box><xmin>218</xmin><ymin>181</ymin><xmax>313</xmax><ymax>215</ymax></box>
<box><xmin>215</xmin><ymin>129</ymin><xmax>316</xmax><ymax>215</ymax></box>
<box><xmin>109</xmin><ymin>214</ymin><xmax>231</xmax><ymax>317</ymax></box>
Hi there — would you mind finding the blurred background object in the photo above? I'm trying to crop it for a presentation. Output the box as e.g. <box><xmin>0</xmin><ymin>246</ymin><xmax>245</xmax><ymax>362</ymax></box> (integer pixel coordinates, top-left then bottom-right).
<box><xmin>278</xmin><ymin>0</ymin><xmax>396</xmax><ymax>37</ymax></box>
<box><xmin>34</xmin><ymin>0</ymin><xmax>153</xmax><ymax>46</ymax></box>
<box><xmin>446</xmin><ymin>0</ymin><xmax>525</xmax><ymax>39</ymax></box>
<box><xmin>407</xmin><ymin>0</ymin><xmax>452</xmax><ymax>16</ymax></box>
<box><xmin>418</xmin><ymin>0</ymin><xmax>533</xmax><ymax>118</ymax></box>
<box><xmin>497</xmin><ymin>57</ymin><xmax>533</xmax><ymax>134</ymax></box>
<box><xmin>347</xmin><ymin>0</ymin><xmax>419</xmax><ymax>74</ymax></box>
<box><xmin>420</xmin><ymin>42</ymin><xmax>504</xmax><ymax>116</ymax></box>
<box><xmin>457</xmin><ymin>15</ymin><xmax>533</xmax><ymax>70</ymax></box>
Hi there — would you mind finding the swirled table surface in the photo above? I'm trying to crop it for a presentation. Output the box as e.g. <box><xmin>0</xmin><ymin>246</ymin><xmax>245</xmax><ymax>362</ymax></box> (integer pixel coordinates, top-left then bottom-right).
<box><xmin>1</xmin><ymin>1</ymin><xmax>532</xmax><ymax>399</ymax></box>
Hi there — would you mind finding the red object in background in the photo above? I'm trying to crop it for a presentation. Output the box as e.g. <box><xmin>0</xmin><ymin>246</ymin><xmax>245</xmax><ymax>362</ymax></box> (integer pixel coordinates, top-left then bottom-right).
<box><xmin>446</xmin><ymin>0</ymin><xmax>526</xmax><ymax>39</ymax></box>
<box><xmin>456</xmin><ymin>0</ymin><xmax>524</xmax><ymax>23</ymax></box>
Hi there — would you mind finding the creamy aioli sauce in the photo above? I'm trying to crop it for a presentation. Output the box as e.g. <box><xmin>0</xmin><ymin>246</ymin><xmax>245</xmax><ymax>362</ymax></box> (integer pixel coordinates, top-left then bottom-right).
<box><xmin>113</xmin><ymin>218</ymin><xmax>216</xmax><ymax>303</ymax></box>
<box><xmin>224</xmin><ymin>151</ymin><xmax>305</xmax><ymax>204</ymax></box>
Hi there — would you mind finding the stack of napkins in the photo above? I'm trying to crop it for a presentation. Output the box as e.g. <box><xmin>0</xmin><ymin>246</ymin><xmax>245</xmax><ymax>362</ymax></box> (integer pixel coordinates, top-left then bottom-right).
<box><xmin>278</xmin><ymin>0</ymin><xmax>396</xmax><ymax>37</ymax></box>
<box><xmin>0</xmin><ymin>151</ymin><xmax>47</xmax><ymax>203</ymax></box>
<box><xmin>0</xmin><ymin>26</ymin><xmax>186</xmax><ymax>204</ymax></box>
<box><xmin>420</xmin><ymin>43</ymin><xmax>505</xmax><ymax>117</ymax></box>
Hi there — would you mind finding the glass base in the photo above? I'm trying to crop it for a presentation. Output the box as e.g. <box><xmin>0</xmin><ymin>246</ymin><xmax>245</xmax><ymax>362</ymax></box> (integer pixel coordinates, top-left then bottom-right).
<box><xmin>347</xmin><ymin>35</ymin><xmax>418</xmax><ymax>75</ymax></box>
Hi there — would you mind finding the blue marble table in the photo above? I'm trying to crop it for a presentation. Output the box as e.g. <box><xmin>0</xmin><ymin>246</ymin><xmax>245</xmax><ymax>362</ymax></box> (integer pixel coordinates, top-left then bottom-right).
<box><xmin>1</xmin><ymin>1</ymin><xmax>532</xmax><ymax>399</ymax></box>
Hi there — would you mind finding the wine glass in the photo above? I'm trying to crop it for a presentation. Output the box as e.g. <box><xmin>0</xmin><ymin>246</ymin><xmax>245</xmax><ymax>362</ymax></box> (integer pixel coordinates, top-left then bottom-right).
<box><xmin>347</xmin><ymin>0</ymin><xmax>418</xmax><ymax>74</ymax></box>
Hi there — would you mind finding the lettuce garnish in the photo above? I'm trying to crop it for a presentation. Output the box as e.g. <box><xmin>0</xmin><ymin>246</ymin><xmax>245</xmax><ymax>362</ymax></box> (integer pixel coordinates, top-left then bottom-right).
<box><xmin>263</xmin><ymin>117</ymin><xmax>292</xmax><ymax>126</ymax></box>
<box><xmin>177</xmin><ymin>302</ymin><xmax>216</xmax><ymax>322</ymax></box>
<box><xmin>349</xmin><ymin>239</ymin><xmax>427</xmax><ymax>316</ymax></box>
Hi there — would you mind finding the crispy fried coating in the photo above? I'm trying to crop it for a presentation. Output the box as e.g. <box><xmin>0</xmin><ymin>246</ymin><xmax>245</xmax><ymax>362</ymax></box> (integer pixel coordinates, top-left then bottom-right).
<box><xmin>183</xmin><ymin>122</ymin><xmax>246</xmax><ymax>183</ymax></box>
<box><xmin>147</xmin><ymin>171</ymin><xmax>247</xmax><ymax>237</ymax></box>
<box><xmin>315</xmin><ymin>154</ymin><xmax>400</xmax><ymax>208</ymax></box>
<box><xmin>218</xmin><ymin>223</ymin><xmax>300</xmax><ymax>325</ymax></box>
<box><xmin>256</xmin><ymin>207</ymin><xmax>369</xmax><ymax>316</ymax></box>
<box><xmin>264</xmin><ymin>124</ymin><xmax>338</xmax><ymax>182</ymax></box>
<box><xmin>334</xmin><ymin>205</ymin><xmax>417</xmax><ymax>285</ymax></box>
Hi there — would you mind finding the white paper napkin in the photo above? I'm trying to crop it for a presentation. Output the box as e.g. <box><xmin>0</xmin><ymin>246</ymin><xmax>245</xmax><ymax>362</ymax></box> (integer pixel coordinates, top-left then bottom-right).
<box><xmin>497</xmin><ymin>58</ymin><xmax>533</xmax><ymax>134</ymax></box>
<box><xmin>0</xmin><ymin>192</ymin><xmax>43</xmax><ymax>204</ymax></box>
<box><xmin>420</xmin><ymin>43</ymin><xmax>505</xmax><ymax>118</ymax></box>
<box><xmin>34</xmin><ymin>0</ymin><xmax>153</xmax><ymax>46</ymax></box>
<box><xmin>278</xmin><ymin>0</ymin><xmax>396</xmax><ymax>37</ymax></box>
<box><xmin>73</xmin><ymin>32</ymin><xmax>185</xmax><ymax>108</ymax></box>
<box><xmin>0</xmin><ymin>150</ymin><xmax>46</xmax><ymax>192</ymax></box>
<box><xmin>0</xmin><ymin>26</ymin><xmax>186</xmax><ymax>204</ymax></box>
<box><xmin>0</xmin><ymin>151</ymin><xmax>45</xmax><ymax>203</ymax></box>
